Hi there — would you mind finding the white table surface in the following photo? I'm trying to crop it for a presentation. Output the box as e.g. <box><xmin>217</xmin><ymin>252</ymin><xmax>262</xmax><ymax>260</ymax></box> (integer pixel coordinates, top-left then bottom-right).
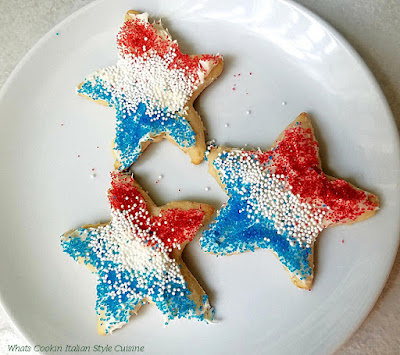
<box><xmin>1</xmin><ymin>0</ymin><xmax>399</xmax><ymax>354</ymax></box>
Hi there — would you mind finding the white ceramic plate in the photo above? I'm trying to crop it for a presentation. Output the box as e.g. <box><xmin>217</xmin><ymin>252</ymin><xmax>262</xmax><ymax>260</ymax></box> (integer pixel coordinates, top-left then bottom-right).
<box><xmin>0</xmin><ymin>0</ymin><xmax>399</xmax><ymax>354</ymax></box>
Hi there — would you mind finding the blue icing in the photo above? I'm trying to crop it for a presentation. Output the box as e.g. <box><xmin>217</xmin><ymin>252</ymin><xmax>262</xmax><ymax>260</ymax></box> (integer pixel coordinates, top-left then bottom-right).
<box><xmin>78</xmin><ymin>77</ymin><xmax>196</xmax><ymax>170</ymax></box>
<box><xmin>200</xmin><ymin>152</ymin><xmax>313</xmax><ymax>278</ymax></box>
<box><xmin>201</xmin><ymin>200</ymin><xmax>312</xmax><ymax>277</ymax></box>
<box><xmin>61</xmin><ymin>227</ymin><xmax>211</xmax><ymax>333</ymax></box>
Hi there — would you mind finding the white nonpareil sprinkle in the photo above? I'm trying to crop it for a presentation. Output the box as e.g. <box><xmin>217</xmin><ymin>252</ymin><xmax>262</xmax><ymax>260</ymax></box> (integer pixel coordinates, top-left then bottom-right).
<box><xmin>81</xmin><ymin>207</ymin><xmax>186</xmax><ymax>301</ymax></box>
<box><xmin>214</xmin><ymin>151</ymin><xmax>328</xmax><ymax>248</ymax></box>
<box><xmin>84</xmin><ymin>17</ymin><xmax>215</xmax><ymax>121</ymax></box>
<box><xmin>90</xmin><ymin>52</ymin><xmax>195</xmax><ymax>117</ymax></box>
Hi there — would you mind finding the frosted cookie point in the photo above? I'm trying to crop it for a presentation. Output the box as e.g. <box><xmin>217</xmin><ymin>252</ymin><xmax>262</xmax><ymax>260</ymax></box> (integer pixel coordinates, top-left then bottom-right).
<box><xmin>200</xmin><ymin>113</ymin><xmax>379</xmax><ymax>289</ymax></box>
<box><xmin>77</xmin><ymin>11</ymin><xmax>223</xmax><ymax>171</ymax></box>
<box><xmin>61</xmin><ymin>171</ymin><xmax>215</xmax><ymax>333</ymax></box>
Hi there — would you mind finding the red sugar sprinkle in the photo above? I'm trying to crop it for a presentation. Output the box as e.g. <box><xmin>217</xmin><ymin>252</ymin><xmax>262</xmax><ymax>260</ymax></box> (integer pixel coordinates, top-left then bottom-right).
<box><xmin>108</xmin><ymin>173</ymin><xmax>205</xmax><ymax>250</ymax></box>
<box><xmin>117</xmin><ymin>18</ymin><xmax>220</xmax><ymax>79</ymax></box>
<box><xmin>308</xmin><ymin>289</ymin><xmax>311</xmax><ymax>291</ymax></box>
<box><xmin>77</xmin><ymin>155</ymin><xmax>80</xmax><ymax>158</ymax></box>
<box><xmin>60</xmin><ymin>123</ymin><xmax>64</xmax><ymax>126</ymax></box>
<box><xmin>342</xmin><ymin>239</ymin><xmax>345</xmax><ymax>243</ymax></box>
<box><xmin>255</xmin><ymin>124</ymin><xmax>378</xmax><ymax>224</ymax></box>
<box><xmin>249</xmin><ymin>72</ymin><xmax>252</xmax><ymax>75</ymax></box>
<box><xmin>232</xmin><ymin>87</ymin><xmax>236</xmax><ymax>91</ymax></box>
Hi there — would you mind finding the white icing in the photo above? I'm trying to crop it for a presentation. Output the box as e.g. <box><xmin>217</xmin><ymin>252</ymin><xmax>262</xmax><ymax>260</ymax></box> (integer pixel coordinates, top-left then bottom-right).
<box><xmin>133</xmin><ymin>12</ymin><xmax>149</xmax><ymax>23</ymax></box>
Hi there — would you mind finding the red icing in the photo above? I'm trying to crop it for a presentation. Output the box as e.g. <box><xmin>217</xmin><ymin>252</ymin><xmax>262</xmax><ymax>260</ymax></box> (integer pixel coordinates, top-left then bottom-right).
<box><xmin>108</xmin><ymin>172</ymin><xmax>205</xmax><ymax>250</ymax></box>
<box><xmin>254</xmin><ymin>123</ymin><xmax>378</xmax><ymax>224</ymax></box>
<box><xmin>117</xmin><ymin>17</ymin><xmax>220</xmax><ymax>80</ymax></box>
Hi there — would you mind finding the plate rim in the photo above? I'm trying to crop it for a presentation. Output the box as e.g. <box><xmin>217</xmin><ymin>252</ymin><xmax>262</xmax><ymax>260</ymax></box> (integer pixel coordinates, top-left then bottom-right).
<box><xmin>0</xmin><ymin>0</ymin><xmax>399</xmax><ymax>353</ymax></box>
<box><xmin>282</xmin><ymin>0</ymin><xmax>400</xmax><ymax>347</ymax></box>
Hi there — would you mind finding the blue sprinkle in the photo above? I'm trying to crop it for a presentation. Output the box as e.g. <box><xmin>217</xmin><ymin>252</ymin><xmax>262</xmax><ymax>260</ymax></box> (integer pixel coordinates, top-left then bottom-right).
<box><xmin>200</xmin><ymin>152</ymin><xmax>313</xmax><ymax>278</ymax></box>
<box><xmin>78</xmin><ymin>77</ymin><xmax>197</xmax><ymax>170</ymax></box>
<box><xmin>61</xmin><ymin>226</ymin><xmax>213</xmax><ymax>332</ymax></box>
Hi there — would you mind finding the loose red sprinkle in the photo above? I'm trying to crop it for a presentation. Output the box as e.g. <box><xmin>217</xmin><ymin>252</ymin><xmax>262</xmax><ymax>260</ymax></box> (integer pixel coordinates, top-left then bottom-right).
<box><xmin>342</xmin><ymin>239</ymin><xmax>345</xmax><ymax>243</ymax></box>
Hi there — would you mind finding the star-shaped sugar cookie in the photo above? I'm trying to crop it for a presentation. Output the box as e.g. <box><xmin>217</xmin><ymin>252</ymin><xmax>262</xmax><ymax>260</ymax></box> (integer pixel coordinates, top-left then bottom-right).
<box><xmin>78</xmin><ymin>10</ymin><xmax>223</xmax><ymax>171</ymax></box>
<box><xmin>200</xmin><ymin>113</ymin><xmax>379</xmax><ymax>289</ymax></box>
<box><xmin>61</xmin><ymin>172</ymin><xmax>215</xmax><ymax>334</ymax></box>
